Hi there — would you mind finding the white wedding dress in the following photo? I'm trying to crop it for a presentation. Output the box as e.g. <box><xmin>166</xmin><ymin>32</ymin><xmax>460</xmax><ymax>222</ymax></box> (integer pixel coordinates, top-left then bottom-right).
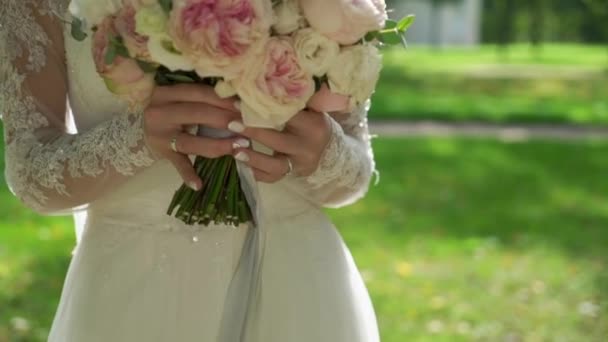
<box><xmin>0</xmin><ymin>1</ymin><xmax>380</xmax><ymax>341</ymax></box>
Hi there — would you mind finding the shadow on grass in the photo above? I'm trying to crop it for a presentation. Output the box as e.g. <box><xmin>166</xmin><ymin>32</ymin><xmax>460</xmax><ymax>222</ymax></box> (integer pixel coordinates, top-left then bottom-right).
<box><xmin>330</xmin><ymin>138</ymin><xmax>608</xmax><ymax>331</ymax></box>
<box><xmin>369</xmin><ymin>138</ymin><xmax>608</xmax><ymax>259</ymax></box>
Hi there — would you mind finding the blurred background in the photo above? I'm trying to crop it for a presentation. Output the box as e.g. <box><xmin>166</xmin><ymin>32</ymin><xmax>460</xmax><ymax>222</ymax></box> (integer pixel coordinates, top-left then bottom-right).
<box><xmin>1</xmin><ymin>0</ymin><xmax>607</xmax><ymax>341</ymax></box>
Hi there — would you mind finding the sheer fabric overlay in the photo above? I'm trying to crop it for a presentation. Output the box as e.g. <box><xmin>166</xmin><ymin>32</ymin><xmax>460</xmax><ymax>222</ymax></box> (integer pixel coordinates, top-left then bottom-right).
<box><xmin>1</xmin><ymin>0</ymin><xmax>156</xmax><ymax>214</ymax></box>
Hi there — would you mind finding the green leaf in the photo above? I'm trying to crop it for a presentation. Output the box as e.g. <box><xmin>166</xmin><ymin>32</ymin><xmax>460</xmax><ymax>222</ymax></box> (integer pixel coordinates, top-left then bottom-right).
<box><xmin>381</xmin><ymin>31</ymin><xmax>403</xmax><ymax>46</ymax></box>
<box><xmin>158</xmin><ymin>0</ymin><xmax>173</xmax><ymax>14</ymax></box>
<box><xmin>165</xmin><ymin>74</ymin><xmax>196</xmax><ymax>83</ymax></box>
<box><xmin>400</xmin><ymin>34</ymin><xmax>409</xmax><ymax>49</ymax></box>
<box><xmin>365</xmin><ymin>31</ymin><xmax>379</xmax><ymax>42</ymax></box>
<box><xmin>385</xmin><ymin>20</ymin><xmax>398</xmax><ymax>30</ymax></box>
<box><xmin>116</xmin><ymin>44</ymin><xmax>130</xmax><ymax>58</ymax></box>
<box><xmin>137</xmin><ymin>60</ymin><xmax>158</xmax><ymax>73</ymax></box>
<box><xmin>397</xmin><ymin>15</ymin><xmax>416</xmax><ymax>32</ymax></box>
<box><xmin>104</xmin><ymin>42</ymin><xmax>117</xmax><ymax>65</ymax></box>
<box><xmin>70</xmin><ymin>18</ymin><xmax>88</xmax><ymax>42</ymax></box>
<box><xmin>103</xmin><ymin>77</ymin><xmax>119</xmax><ymax>94</ymax></box>
<box><xmin>107</xmin><ymin>35</ymin><xmax>131</xmax><ymax>58</ymax></box>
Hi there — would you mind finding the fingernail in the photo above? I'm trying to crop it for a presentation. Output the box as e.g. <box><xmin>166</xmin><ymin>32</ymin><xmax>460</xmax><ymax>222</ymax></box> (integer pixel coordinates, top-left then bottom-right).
<box><xmin>228</xmin><ymin>121</ymin><xmax>245</xmax><ymax>133</ymax></box>
<box><xmin>188</xmin><ymin>181</ymin><xmax>200</xmax><ymax>191</ymax></box>
<box><xmin>234</xmin><ymin>151</ymin><xmax>249</xmax><ymax>162</ymax></box>
<box><xmin>232</xmin><ymin>138</ymin><xmax>250</xmax><ymax>149</ymax></box>
<box><xmin>234</xmin><ymin>101</ymin><xmax>241</xmax><ymax>111</ymax></box>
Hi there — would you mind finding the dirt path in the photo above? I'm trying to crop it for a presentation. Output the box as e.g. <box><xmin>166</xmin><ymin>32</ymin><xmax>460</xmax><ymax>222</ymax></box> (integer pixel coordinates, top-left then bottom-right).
<box><xmin>370</xmin><ymin>121</ymin><xmax>608</xmax><ymax>141</ymax></box>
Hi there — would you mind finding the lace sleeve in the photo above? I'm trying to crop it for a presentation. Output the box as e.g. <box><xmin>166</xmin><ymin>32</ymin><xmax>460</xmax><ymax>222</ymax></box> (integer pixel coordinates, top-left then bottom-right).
<box><xmin>284</xmin><ymin>101</ymin><xmax>376</xmax><ymax>208</ymax></box>
<box><xmin>0</xmin><ymin>0</ymin><xmax>156</xmax><ymax>214</ymax></box>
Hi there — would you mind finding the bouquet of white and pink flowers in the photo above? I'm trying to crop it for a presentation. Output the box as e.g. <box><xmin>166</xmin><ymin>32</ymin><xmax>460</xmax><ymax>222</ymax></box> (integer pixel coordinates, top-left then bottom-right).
<box><xmin>69</xmin><ymin>0</ymin><xmax>414</xmax><ymax>226</ymax></box>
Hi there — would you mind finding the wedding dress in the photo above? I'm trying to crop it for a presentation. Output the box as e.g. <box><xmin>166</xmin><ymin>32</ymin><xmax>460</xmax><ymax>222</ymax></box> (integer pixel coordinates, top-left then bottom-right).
<box><xmin>0</xmin><ymin>1</ymin><xmax>380</xmax><ymax>341</ymax></box>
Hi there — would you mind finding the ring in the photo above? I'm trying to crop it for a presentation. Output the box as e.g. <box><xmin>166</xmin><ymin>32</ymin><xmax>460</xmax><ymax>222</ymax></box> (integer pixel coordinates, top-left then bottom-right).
<box><xmin>285</xmin><ymin>157</ymin><xmax>294</xmax><ymax>177</ymax></box>
<box><xmin>170</xmin><ymin>137</ymin><xmax>179</xmax><ymax>153</ymax></box>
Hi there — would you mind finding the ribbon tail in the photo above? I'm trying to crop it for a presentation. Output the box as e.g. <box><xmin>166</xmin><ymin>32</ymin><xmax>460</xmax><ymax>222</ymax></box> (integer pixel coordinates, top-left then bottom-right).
<box><xmin>217</xmin><ymin>161</ymin><xmax>265</xmax><ymax>342</ymax></box>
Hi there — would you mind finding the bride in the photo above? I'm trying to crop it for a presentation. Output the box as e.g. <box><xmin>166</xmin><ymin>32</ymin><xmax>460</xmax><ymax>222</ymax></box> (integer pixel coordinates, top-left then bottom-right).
<box><xmin>0</xmin><ymin>0</ymin><xmax>380</xmax><ymax>341</ymax></box>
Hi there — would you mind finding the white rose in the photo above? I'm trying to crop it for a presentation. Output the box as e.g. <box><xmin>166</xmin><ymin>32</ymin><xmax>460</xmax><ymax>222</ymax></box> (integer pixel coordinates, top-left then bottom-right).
<box><xmin>273</xmin><ymin>0</ymin><xmax>305</xmax><ymax>35</ymax></box>
<box><xmin>69</xmin><ymin>0</ymin><xmax>123</xmax><ymax>27</ymax></box>
<box><xmin>327</xmin><ymin>44</ymin><xmax>382</xmax><ymax>108</ymax></box>
<box><xmin>131</xmin><ymin>3</ymin><xmax>194</xmax><ymax>71</ymax></box>
<box><xmin>299</xmin><ymin>0</ymin><xmax>387</xmax><ymax>45</ymax></box>
<box><xmin>135</xmin><ymin>4</ymin><xmax>168</xmax><ymax>36</ymax></box>
<box><xmin>293</xmin><ymin>28</ymin><xmax>340</xmax><ymax>77</ymax></box>
<box><xmin>214</xmin><ymin>81</ymin><xmax>237</xmax><ymax>99</ymax></box>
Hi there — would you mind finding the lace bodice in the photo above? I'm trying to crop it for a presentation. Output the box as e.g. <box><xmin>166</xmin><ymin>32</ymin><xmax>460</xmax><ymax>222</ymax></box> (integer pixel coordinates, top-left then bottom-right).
<box><xmin>0</xmin><ymin>0</ymin><xmax>376</xmax><ymax>216</ymax></box>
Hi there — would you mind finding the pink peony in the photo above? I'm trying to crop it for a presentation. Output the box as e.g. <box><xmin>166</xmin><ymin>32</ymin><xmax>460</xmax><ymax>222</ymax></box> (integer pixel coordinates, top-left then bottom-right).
<box><xmin>169</xmin><ymin>0</ymin><xmax>273</xmax><ymax>79</ymax></box>
<box><xmin>93</xmin><ymin>17</ymin><xmax>156</xmax><ymax>105</ymax></box>
<box><xmin>113</xmin><ymin>5</ymin><xmax>151</xmax><ymax>61</ymax></box>
<box><xmin>299</xmin><ymin>0</ymin><xmax>388</xmax><ymax>45</ymax></box>
<box><xmin>307</xmin><ymin>84</ymin><xmax>351</xmax><ymax>114</ymax></box>
<box><xmin>232</xmin><ymin>37</ymin><xmax>315</xmax><ymax>128</ymax></box>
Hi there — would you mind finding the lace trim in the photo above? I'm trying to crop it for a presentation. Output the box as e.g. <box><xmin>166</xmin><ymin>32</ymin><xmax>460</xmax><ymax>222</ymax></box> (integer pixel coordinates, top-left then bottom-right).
<box><xmin>1</xmin><ymin>0</ymin><xmax>155</xmax><ymax>211</ymax></box>
<box><xmin>306</xmin><ymin>102</ymin><xmax>375</xmax><ymax>191</ymax></box>
<box><xmin>0</xmin><ymin>0</ymin><xmax>69</xmax><ymax>72</ymax></box>
<box><xmin>5</xmin><ymin>112</ymin><xmax>154</xmax><ymax>209</ymax></box>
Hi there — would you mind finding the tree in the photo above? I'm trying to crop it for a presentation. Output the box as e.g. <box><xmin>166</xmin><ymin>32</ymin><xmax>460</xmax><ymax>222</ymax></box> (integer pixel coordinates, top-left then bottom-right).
<box><xmin>495</xmin><ymin>0</ymin><xmax>518</xmax><ymax>59</ymax></box>
<box><xmin>579</xmin><ymin>0</ymin><xmax>608</xmax><ymax>66</ymax></box>
<box><xmin>528</xmin><ymin>0</ymin><xmax>550</xmax><ymax>58</ymax></box>
<box><xmin>528</xmin><ymin>0</ymin><xmax>549</xmax><ymax>46</ymax></box>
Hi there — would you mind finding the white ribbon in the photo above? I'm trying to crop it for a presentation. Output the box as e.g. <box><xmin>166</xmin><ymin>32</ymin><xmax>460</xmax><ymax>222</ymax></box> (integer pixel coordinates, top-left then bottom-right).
<box><xmin>198</xmin><ymin>126</ymin><xmax>265</xmax><ymax>341</ymax></box>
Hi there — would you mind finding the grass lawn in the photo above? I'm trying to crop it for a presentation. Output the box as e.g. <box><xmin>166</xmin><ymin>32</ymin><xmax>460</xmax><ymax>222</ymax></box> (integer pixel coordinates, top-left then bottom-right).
<box><xmin>371</xmin><ymin>44</ymin><xmax>608</xmax><ymax>125</ymax></box>
<box><xmin>1</xmin><ymin>137</ymin><xmax>608</xmax><ymax>341</ymax></box>
<box><xmin>384</xmin><ymin>44</ymin><xmax>608</xmax><ymax>72</ymax></box>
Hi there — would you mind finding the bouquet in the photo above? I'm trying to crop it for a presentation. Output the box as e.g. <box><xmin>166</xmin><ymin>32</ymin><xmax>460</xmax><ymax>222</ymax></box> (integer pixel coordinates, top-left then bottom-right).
<box><xmin>68</xmin><ymin>0</ymin><xmax>414</xmax><ymax>227</ymax></box>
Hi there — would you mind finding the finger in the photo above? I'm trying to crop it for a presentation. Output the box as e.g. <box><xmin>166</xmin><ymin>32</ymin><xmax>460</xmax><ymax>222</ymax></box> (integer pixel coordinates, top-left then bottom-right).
<box><xmin>228</xmin><ymin>121</ymin><xmax>300</xmax><ymax>154</ymax></box>
<box><xmin>152</xmin><ymin>103</ymin><xmax>240</xmax><ymax>129</ymax></box>
<box><xmin>284</xmin><ymin>110</ymin><xmax>318</xmax><ymax>132</ymax></box>
<box><xmin>167</xmin><ymin>153</ymin><xmax>201</xmax><ymax>191</ymax></box>
<box><xmin>233</xmin><ymin>149</ymin><xmax>289</xmax><ymax>176</ymax></box>
<box><xmin>152</xmin><ymin>84</ymin><xmax>237</xmax><ymax>111</ymax></box>
<box><xmin>251</xmin><ymin>168</ymin><xmax>282</xmax><ymax>184</ymax></box>
<box><xmin>173</xmin><ymin>133</ymin><xmax>240</xmax><ymax>159</ymax></box>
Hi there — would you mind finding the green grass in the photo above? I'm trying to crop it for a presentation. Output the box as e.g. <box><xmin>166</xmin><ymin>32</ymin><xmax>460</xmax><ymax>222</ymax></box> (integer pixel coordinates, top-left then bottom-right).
<box><xmin>1</xmin><ymin>137</ymin><xmax>608</xmax><ymax>341</ymax></box>
<box><xmin>371</xmin><ymin>44</ymin><xmax>608</xmax><ymax>125</ymax></box>
<box><xmin>384</xmin><ymin>44</ymin><xmax>608</xmax><ymax>72</ymax></box>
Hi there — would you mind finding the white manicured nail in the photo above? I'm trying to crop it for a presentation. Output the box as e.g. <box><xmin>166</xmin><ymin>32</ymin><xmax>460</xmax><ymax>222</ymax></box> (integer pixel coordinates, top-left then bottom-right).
<box><xmin>234</xmin><ymin>152</ymin><xmax>249</xmax><ymax>162</ymax></box>
<box><xmin>228</xmin><ymin>121</ymin><xmax>245</xmax><ymax>133</ymax></box>
<box><xmin>232</xmin><ymin>138</ymin><xmax>250</xmax><ymax>149</ymax></box>
<box><xmin>188</xmin><ymin>181</ymin><xmax>200</xmax><ymax>191</ymax></box>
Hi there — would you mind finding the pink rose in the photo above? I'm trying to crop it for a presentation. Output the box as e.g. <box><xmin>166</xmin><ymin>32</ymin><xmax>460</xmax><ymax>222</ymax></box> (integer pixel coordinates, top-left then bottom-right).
<box><xmin>307</xmin><ymin>84</ymin><xmax>351</xmax><ymax>114</ymax></box>
<box><xmin>169</xmin><ymin>0</ymin><xmax>273</xmax><ymax>79</ymax></box>
<box><xmin>232</xmin><ymin>37</ymin><xmax>315</xmax><ymax>128</ymax></box>
<box><xmin>299</xmin><ymin>0</ymin><xmax>388</xmax><ymax>45</ymax></box>
<box><xmin>113</xmin><ymin>5</ymin><xmax>151</xmax><ymax>61</ymax></box>
<box><xmin>93</xmin><ymin>17</ymin><xmax>156</xmax><ymax>105</ymax></box>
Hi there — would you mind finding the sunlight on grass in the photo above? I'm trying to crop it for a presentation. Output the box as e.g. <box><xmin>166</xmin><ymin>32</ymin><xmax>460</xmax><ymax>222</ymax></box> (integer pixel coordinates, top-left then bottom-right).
<box><xmin>371</xmin><ymin>44</ymin><xmax>608</xmax><ymax>125</ymax></box>
<box><xmin>384</xmin><ymin>44</ymin><xmax>608</xmax><ymax>72</ymax></box>
<box><xmin>329</xmin><ymin>138</ymin><xmax>608</xmax><ymax>341</ymax></box>
<box><xmin>1</xmin><ymin>138</ymin><xmax>607</xmax><ymax>341</ymax></box>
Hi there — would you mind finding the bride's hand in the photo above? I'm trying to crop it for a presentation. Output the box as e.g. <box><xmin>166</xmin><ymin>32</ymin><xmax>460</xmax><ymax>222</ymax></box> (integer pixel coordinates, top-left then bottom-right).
<box><xmin>228</xmin><ymin>110</ymin><xmax>333</xmax><ymax>183</ymax></box>
<box><xmin>143</xmin><ymin>84</ymin><xmax>242</xmax><ymax>190</ymax></box>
